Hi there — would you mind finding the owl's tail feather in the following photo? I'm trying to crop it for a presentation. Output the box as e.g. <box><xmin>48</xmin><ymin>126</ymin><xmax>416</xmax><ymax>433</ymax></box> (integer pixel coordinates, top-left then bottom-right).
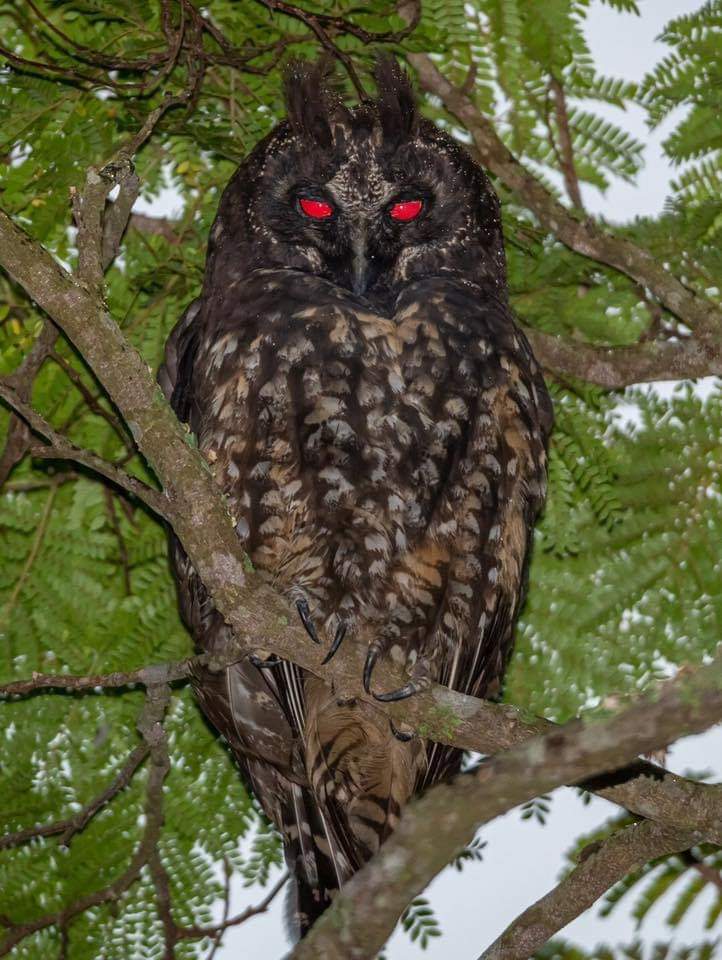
<box><xmin>281</xmin><ymin>781</ymin><xmax>352</xmax><ymax>939</ymax></box>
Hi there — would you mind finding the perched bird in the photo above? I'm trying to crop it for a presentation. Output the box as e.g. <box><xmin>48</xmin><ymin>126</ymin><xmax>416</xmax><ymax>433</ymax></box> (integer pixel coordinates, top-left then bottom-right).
<box><xmin>159</xmin><ymin>57</ymin><xmax>553</xmax><ymax>937</ymax></box>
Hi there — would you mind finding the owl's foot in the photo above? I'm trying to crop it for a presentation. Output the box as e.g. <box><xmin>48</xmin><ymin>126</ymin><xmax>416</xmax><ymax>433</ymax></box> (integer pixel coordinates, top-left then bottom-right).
<box><xmin>321</xmin><ymin>622</ymin><xmax>347</xmax><ymax>665</ymax></box>
<box><xmin>296</xmin><ymin>599</ymin><xmax>320</xmax><ymax>644</ymax></box>
<box><xmin>363</xmin><ymin>645</ymin><xmax>431</xmax><ymax>703</ymax></box>
<box><xmin>250</xmin><ymin>653</ymin><xmax>283</xmax><ymax>670</ymax></box>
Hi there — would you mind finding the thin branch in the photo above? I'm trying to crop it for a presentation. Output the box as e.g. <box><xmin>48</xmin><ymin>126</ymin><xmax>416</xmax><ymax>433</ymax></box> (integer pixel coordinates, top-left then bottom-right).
<box><xmin>0</xmin><ymin>743</ymin><xmax>150</xmax><ymax>851</ymax></box>
<box><xmin>549</xmin><ymin>76</ymin><xmax>584</xmax><ymax>211</ymax></box>
<box><xmin>0</xmin><ymin>321</ymin><xmax>59</xmax><ymax>486</ymax></box>
<box><xmin>0</xmin><ymin>484</ymin><xmax>57</xmax><ymax>635</ymax></box>
<box><xmin>680</xmin><ymin>849</ymin><xmax>722</xmax><ymax>894</ymax></box>
<box><xmin>150</xmin><ymin>847</ymin><xmax>178</xmax><ymax>959</ymax></box>
<box><xmin>128</xmin><ymin>212</ymin><xmax>182</xmax><ymax>244</ymax></box>
<box><xmin>520</xmin><ymin>324</ymin><xmax>722</xmax><ymax>388</ymax></box>
<box><xmin>0</xmin><ymin>658</ymin><xmax>202</xmax><ymax>697</ymax></box>
<box><xmin>3</xmin><ymin>651</ymin><xmax>722</xmax><ymax>855</ymax></box>
<box><xmin>178</xmin><ymin>871</ymin><xmax>289</xmax><ymax>941</ymax></box>
<box><xmin>101</xmin><ymin>170</ymin><xmax>141</xmax><ymax>270</ymax></box>
<box><xmin>478</xmin><ymin>820</ymin><xmax>695</xmax><ymax>960</ymax></box>
<box><xmin>402</xmin><ymin>41</ymin><xmax>722</xmax><ymax>341</ymax></box>
<box><xmin>49</xmin><ymin>350</ymin><xmax>134</xmax><ymax>450</ymax></box>
<box><xmin>205</xmin><ymin>858</ymin><xmax>232</xmax><ymax>960</ymax></box>
<box><xmin>0</xmin><ymin>685</ymin><xmax>171</xmax><ymax>957</ymax></box>
<box><xmin>0</xmin><ymin>381</ymin><xmax>168</xmax><ymax>518</ymax></box>
<box><xmin>287</xmin><ymin>645</ymin><xmax>722</xmax><ymax>960</ymax></box>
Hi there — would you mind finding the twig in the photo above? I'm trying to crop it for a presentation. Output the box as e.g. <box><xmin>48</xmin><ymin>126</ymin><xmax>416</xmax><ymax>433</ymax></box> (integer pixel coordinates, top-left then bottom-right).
<box><xmin>520</xmin><ymin>323</ymin><xmax>721</xmax><ymax>388</ymax></box>
<box><xmin>178</xmin><ymin>871</ymin><xmax>289</xmax><ymax>941</ymax></box>
<box><xmin>0</xmin><ymin>657</ymin><xmax>204</xmax><ymax>697</ymax></box>
<box><xmin>478</xmin><ymin>820</ymin><xmax>695</xmax><ymax>959</ymax></box>
<box><xmin>3</xmin><ymin>650</ymin><xmax>722</xmax><ymax>856</ymax></box>
<box><xmin>549</xmin><ymin>76</ymin><xmax>584</xmax><ymax>211</ymax></box>
<box><xmin>0</xmin><ymin>484</ymin><xmax>57</xmax><ymax>634</ymax></box>
<box><xmin>0</xmin><ymin>381</ymin><xmax>168</xmax><ymax>519</ymax></box>
<box><xmin>0</xmin><ymin>321</ymin><xmax>59</xmax><ymax>486</ymax></box>
<box><xmin>0</xmin><ymin>685</ymin><xmax>171</xmax><ymax>957</ymax></box>
<box><xmin>0</xmin><ymin>742</ymin><xmax>150</xmax><ymax>851</ymax></box>
<box><xmin>205</xmin><ymin>858</ymin><xmax>232</xmax><ymax>960</ymax></box>
<box><xmin>680</xmin><ymin>849</ymin><xmax>722</xmax><ymax>894</ymax></box>
<box><xmin>104</xmin><ymin>488</ymin><xmax>133</xmax><ymax>594</ymax></box>
<box><xmin>101</xmin><ymin>171</ymin><xmax>141</xmax><ymax>270</ymax></box>
<box><xmin>150</xmin><ymin>847</ymin><xmax>178</xmax><ymax>959</ymax></box>
<box><xmin>50</xmin><ymin>350</ymin><xmax>134</xmax><ymax>450</ymax></box>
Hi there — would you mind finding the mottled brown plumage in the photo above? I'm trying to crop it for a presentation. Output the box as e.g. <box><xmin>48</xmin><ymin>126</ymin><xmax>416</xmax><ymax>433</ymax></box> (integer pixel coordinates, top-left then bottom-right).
<box><xmin>159</xmin><ymin>58</ymin><xmax>553</xmax><ymax>936</ymax></box>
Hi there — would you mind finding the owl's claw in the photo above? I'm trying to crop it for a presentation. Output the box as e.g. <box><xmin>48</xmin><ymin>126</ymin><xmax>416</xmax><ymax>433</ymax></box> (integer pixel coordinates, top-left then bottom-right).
<box><xmin>372</xmin><ymin>680</ymin><xmax>422</xmax><ymax>703</ymax></box>
<box><xmin>389</xmin><ymin>719</ymin><xmax>415</xmax><ymax>742</ymax></box>
<box><xmin>363</xmin><ymin>646</ymin><xmax>380</xmax><ymax>695</ymax></box>
<box><xmin>321</xmin><ymin>622</ymin><xmax>347</xmax><ymax>665</ymax></box>
<box><xmin>250</xmin><ymin>654</ymin><xmax>283</xmax><ymax>670</ymax></box>
<box><xmin>296</xmin><ymin>599</ymin><xmax>321</xmax><ymax>644</ymax></box>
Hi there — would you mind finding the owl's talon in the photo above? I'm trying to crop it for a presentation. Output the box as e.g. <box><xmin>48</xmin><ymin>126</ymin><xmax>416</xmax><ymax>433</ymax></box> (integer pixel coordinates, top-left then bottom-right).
<box><xmin>373</xmin><ymin>679</ymin><xmax>426</xmax><ymax>703</ymax></box>
<box><xmin>389</xmin><ymin>719</ymin><xmax>415</xmax><ymax>742</ymax></box>
<box><xmin>321</xmin><ymin>623</ymin><xmax>347</xmax><ymax>665</ymax></box>
<box><xmin>363</xmin><ymin>646</ymin><xmax>380</xmax><ymax>695</ymax></box>
<box><xmin>250</xmin><ymin>654</ymin><xmax>283</xmax><ymax>670</ymax></box>
<box><xmin>296</xmin><ymin>599</ymin><xmax>320</xmax><ymax>644</ymax></box>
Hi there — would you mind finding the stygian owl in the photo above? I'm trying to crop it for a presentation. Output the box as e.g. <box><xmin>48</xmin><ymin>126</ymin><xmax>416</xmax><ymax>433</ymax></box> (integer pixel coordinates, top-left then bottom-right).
<box><xmin>159</xmin><ymin>58</ymin><xmax>553</xmax><ymax>936</ymax></box>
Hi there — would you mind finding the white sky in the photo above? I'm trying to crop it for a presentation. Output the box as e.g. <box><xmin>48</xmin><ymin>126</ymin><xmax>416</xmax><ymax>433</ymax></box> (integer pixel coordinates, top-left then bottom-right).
<box><xmin>142</xmin><ymin>2</ymin><xmax>720</xmax><ymax>956</ymax></box>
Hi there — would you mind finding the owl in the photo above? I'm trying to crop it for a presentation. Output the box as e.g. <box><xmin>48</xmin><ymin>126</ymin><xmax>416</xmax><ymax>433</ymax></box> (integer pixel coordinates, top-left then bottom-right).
<box><xmin>159</xmin><ymin>58</ymin><xmax>553</xmax><ymax>937</ymax></box>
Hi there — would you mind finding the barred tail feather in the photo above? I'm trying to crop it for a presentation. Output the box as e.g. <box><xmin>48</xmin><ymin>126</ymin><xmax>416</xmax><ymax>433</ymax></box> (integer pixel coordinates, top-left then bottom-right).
<box><xmin>281</xmin><ymin>782</ymin><xmax>352</xmax><ymax>939</ymax></box>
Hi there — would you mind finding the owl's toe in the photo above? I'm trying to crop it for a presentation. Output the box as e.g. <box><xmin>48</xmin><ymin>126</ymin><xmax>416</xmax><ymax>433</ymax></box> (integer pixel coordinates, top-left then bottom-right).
<box><xmin>296</xmin><ymin>598</ymin><xmax>321</xmax><ymax>644</ymax></box>
<box><xmin>321</xmin><ymin>622</ymin><xmax>347</xmax><ymax>665</ymax></box>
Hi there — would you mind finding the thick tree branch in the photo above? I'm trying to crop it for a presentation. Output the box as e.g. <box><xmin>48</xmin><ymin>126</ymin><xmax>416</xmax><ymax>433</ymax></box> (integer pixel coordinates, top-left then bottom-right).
<box><xmin>478</xmin><ymin>820</ymin><xmax>695</xmax><ymax>960</ymax></box>
<box><xmin>520</xmin><ymin>325</ymin><xmax>722</xmax><ymax>388</ymax></box>
<box><xmin>288</xmin><ymin>647</ymin><xmax>722</xmax><ymax>960</ymax></box>
<box><xmin>3</xmin><ymin>652</ymin><xmax>722</xmax><ymax>852</ymax></box>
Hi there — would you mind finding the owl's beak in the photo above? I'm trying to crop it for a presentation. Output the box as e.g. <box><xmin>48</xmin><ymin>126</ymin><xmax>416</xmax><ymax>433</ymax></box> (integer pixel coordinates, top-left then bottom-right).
<box><xmin>351</xmin><ymin>232</ymin><xmax>369</xmax><ymax>296</ymax></box>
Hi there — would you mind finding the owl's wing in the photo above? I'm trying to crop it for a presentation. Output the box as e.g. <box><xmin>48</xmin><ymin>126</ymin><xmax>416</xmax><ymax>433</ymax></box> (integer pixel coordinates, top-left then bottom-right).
<box><xmin>158</xmin><ymin>280</ymin><xmax>360</xmax><ymax>934</ymax></box>
<box><xmin>383</xmin><ymin>278</ymin><xmax>553</xmax><ymax>788</ymax></box>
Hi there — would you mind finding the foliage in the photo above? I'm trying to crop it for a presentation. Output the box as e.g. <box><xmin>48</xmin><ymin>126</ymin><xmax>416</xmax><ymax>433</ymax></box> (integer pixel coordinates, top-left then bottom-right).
<box><xmin>0</xmin><ymin>0</ymin><xmax>721</xmax><ymax>958</ymax></box>
<box><xmin>400</xmin><ymin>898</ymin><xmax>442</xmax><ymax>950</ymax></box>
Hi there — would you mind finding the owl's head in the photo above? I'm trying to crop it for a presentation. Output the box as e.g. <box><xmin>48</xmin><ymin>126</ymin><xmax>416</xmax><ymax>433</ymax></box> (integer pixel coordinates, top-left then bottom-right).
<box><xmin>207</xmin><ymin>57</ymin><xmax>506</xmax><ymax>311</ymax></box>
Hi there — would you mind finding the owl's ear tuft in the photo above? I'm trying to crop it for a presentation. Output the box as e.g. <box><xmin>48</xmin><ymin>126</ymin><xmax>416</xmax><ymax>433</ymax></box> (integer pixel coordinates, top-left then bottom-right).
<box><xmin>283</xmin><ymin>59</ymin><xmax>340</xmax><ymax>151</ymax></box>
<box><xmin>373</xmin><ymin>56</ymin><xmax>417</xmax><ymax>146</ymax></box>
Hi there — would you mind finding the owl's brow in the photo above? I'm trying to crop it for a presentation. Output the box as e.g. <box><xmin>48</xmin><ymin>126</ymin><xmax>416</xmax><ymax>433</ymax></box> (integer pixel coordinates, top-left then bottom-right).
<box><xmin>325</xmin><ymin>156</ymin><xmax>393</xmax><ymax>211</ymax></box>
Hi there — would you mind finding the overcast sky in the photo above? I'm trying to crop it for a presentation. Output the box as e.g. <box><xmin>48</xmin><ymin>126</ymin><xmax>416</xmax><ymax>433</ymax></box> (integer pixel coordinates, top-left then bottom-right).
<box><xmin>144</xmin><ymin>2</ymin><xmax>719</xmax><ymax>956</ymax></box>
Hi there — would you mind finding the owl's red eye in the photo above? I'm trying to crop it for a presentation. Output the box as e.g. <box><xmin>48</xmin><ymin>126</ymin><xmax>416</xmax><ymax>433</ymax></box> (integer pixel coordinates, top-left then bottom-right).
<box><xmin>299</xmin><ymin>197</ymin><xmax>334</xmax><ymax>219</ymax></box>
<box><xmin>389</xmin><ymin>199</ymin><xmax>423</xmax><ymax>222</ymax></box>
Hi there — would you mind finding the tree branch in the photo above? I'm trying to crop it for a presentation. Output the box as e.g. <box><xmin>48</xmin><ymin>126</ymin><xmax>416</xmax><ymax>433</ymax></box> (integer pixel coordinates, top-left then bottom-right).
<box><xmin>549</xmin><ymin>76</ymin><xmax>584</xmax><ymax>211</ymax></box>
<box><xmin>402</xmin><ymin>42</ymin><xmax>722</xmax><ymax>342</ymax></box>
<box><xmin>0</xmin><ymin>684</ymin><xmax>171</xmax><ymax>957</ymax></box>
<box><xmin>520</xmin><ymin>325</ymin><xmax>721</xmax><ymax>388</ymax></box>
<box><xmin>287</xmin><ymin>646</ymin><xmax>722</xmax><ymax>960</ymax></box>
<box><xmin>0</xmin><ymin>743</ymin><xmax>150</xmax><ymax>851</ymax></box>
<box><xmin>0</xmin><ymin>381</ymin><xmax>168</xmax><ymax>518</ymax></box>
<box><xmin>478</xmin><ymin>820</ymin><xmax>695</xmax><ymax>960</ymax></box>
